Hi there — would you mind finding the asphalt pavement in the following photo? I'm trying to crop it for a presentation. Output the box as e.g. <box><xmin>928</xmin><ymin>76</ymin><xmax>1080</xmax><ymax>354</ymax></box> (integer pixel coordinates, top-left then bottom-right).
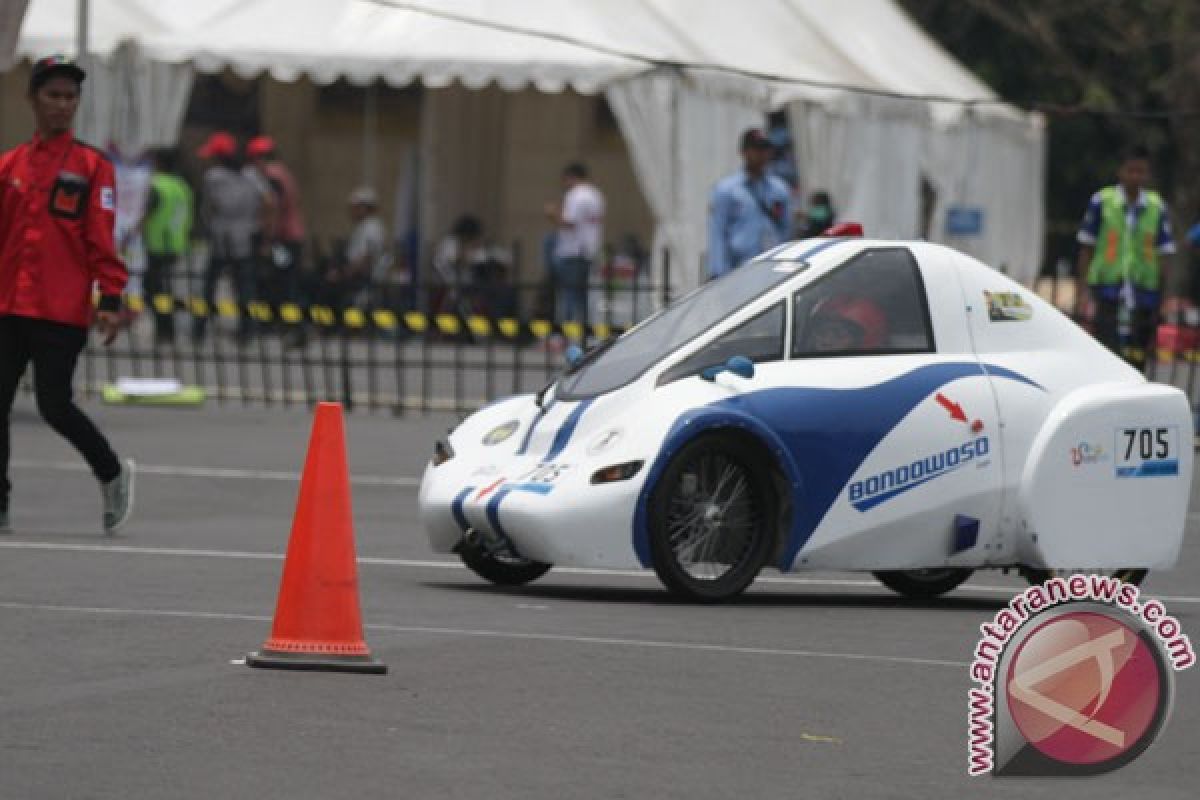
<box><xmin>0</xmin><ymin>397</ymin><xmax>1197</xmax><ymax>799</ymax></box>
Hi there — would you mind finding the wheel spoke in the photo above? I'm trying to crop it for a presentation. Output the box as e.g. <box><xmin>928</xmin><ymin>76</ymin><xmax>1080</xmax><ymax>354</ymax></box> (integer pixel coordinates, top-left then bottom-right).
<box><xmin>663</xmin><ymin>451</ymin><xmax>760</xmax><ymax>582</ymax></box>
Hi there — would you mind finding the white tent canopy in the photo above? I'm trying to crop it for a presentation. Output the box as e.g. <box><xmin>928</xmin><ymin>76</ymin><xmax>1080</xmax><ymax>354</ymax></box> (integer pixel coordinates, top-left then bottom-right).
<box><xmin>17</xmin><ymin>0</ymin><xmax>646</xmax><ymax>90</ymax></box>
<box><xmin>14</xmin><ymin>0</ymin><xmax>1046</xmax><ymax>287</ymax></box>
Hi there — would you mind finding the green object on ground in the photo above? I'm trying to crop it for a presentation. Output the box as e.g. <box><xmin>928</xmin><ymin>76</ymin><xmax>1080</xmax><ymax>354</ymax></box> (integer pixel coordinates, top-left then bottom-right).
<box><xmin>101</xmin><ymin>385</ymin><xmax>206</xmax><ymax>406</ymax></box>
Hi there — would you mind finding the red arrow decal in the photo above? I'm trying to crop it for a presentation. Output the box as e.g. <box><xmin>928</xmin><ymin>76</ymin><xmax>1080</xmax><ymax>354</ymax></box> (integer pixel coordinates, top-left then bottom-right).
<box><xmin>935</xmin><ymin>392</ymin><xmax>968</xmax><ymax>423</ymax></box>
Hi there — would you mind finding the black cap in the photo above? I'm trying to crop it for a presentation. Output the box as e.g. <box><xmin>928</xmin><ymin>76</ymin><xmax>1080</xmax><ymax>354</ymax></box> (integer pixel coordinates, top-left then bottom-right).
<box><xmin>740</xmin><ymin>127</ymin><xmax>772</xmax><ymax>151</ymax></box>
<box><xmin>29</xmin><ymin>54</ymin><xmax>86</xmax><ymax>93</ymax></box>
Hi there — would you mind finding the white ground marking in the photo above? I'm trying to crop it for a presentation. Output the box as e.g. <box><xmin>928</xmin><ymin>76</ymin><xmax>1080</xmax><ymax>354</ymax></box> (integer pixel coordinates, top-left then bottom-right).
<box><xmin>0</xmin><ymin>600</ymin><xmax>968</xmax><ymax>669</ymax></box>
<box><xmin>2</xmin><ymin>539</ymin><xmax>1198</xmax><ymax>604</ymax></box>
<box><xmin>9</xmin><ymin>459</ymin><xmax>418</xmax><ymax>487</ymax></box>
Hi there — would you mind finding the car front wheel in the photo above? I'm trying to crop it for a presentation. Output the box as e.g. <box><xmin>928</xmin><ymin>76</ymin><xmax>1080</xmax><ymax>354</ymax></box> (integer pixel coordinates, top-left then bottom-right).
<box><xmin>649</xmin><ymin>433</ymin><xmax>775</xmax><ymax>602</ymax></box>
<box><xmin>458</xmin><ymin>538</ymin><xmax>552</xmax><ymax>586</ymax></box>
<box><xmin>873</xmin><ymin>568</ymin><xmax>974</xmax><ymax>599</ymax></box>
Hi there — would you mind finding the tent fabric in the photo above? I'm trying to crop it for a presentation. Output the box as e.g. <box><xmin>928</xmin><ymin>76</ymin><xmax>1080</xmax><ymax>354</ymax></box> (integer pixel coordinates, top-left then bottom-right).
<box><xmin>607</xmin><ymin>71</ymin><xmax>762</xmax><ymax>285</ymax></box>
<box><xmin>790</xmin><ymin>95</ymin><xmax>1046</xmax><ymax>280</ymax></box>
<box><xmin>17</xmin><ymin>0</ymin><xmax>646</xmax><ymax>93</ymax></box>
<box><xmin>78</xmin><ymin>41</ymin><xmax>195</xmax><ymax>156</ymax></box>
<box><xmin>14</xmin><ymin>0</ymin><xmax>1046</xmax><ymax>286</ymax></box>
<box><xmin>18</xmin><ymin>0</ymin><xmax>1013</xmax><ymax>106</ymax></box>
<box><xmin>923</xmin><ymin>113</ymin><xmax>1047</xmax><ymax>280</ymax></box>
<box><xmin>604</xmin><ymin>72</ymin><xmax>680</xmax><ymax>279</ymax></box>
<box><xmin>790</xmin><ymin>94</ymin><xmax>928</xmax><ymax>241</ymax></box>
<box><xmin>674</xmin><ymin>79</ymin><xmax>765</xmax><ymax>285</ymax></box>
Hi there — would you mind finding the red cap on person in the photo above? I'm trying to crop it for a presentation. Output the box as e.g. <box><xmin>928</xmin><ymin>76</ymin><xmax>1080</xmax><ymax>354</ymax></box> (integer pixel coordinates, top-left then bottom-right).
<box><xmin>29</xmin><ymin>54</ymin><xmax>86</xmax><ymax>92</ymax></box>
<box><xmin>245</xmin><ymin>135</ymin><xmax>276</xmax><ymax>159</ymax></box>
<box><xmin>197</xmin><ymin>131</ymin><xmax>237</xmax><ymax>159</ymax></box>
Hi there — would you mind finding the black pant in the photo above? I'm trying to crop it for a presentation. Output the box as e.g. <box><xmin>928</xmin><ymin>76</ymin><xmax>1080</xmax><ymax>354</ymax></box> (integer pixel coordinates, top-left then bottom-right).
<box><xmin>0</xmin><ymin>315</ymin><xmax>121</xmax><ymax>510</ymax></box>
<box><xmin>193</xmin><ymin>253</ymin><xmax>256</xmax><ymax>341</ymax></box>
<box><xmin>144</xmin><ymin>251</ymin><xmax>179</xmax><ymax>343</ymax></box>
<box><xmin>1091</xmin><ymin>291</ymin><xmax>1157</xmax><ymax>370</ymax></box>
<box><xmin>261</xmin><ymin>241</ymin><xmax>302</xmax><ymax>310</ymax></box>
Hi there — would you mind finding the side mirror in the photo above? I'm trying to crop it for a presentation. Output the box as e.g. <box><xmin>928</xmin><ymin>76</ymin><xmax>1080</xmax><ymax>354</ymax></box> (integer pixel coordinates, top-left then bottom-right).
<box><xmin>700</xmin><ymin>355</ymin><xmax>756</xmax><ymax>382</ymax></box>
<box><xmin>565</xmin><ymin>344</ymin><xmax>583</xmax><ymax>367</ymax></box>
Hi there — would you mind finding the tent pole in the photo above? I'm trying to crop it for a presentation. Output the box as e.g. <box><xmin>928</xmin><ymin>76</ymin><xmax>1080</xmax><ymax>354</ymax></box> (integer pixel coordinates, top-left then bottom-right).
<box><xmin>669</xmin><ymin>69</ymin><xmax>680</xmax><ymax>297</ymax></box>
<box><xmin>76</xmin><ymin>0</ymin><xmax>88</xmax><ymax>59</ymax></box>
<box><xmin>363</xmin><ymin>82</ymin><xmax>378</xmax><ymax>185</ymax></box>
<box><xmin>76</xmin><ymin>0</ymin><xmax>89</xmax><ymax>135</ymax></box>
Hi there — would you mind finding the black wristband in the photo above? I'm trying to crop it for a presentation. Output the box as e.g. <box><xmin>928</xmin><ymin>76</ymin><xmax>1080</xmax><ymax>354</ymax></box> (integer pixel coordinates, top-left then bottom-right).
<box><xmin>97</xmin><ymin>294</ymin><xmax>122</xmax><ymax>313</ymax></box>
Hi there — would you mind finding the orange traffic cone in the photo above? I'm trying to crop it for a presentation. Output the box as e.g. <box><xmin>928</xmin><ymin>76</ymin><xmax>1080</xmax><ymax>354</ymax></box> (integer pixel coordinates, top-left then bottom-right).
<box><xmin>247</xmin><ymin>402</ymin><xmax>386</xmax><ymax>674</ymax></box>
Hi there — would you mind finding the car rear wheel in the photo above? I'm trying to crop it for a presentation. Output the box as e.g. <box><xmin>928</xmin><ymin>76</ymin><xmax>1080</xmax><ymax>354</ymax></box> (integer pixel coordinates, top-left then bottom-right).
<box><xmin>649</xmin><ymin>433</ymin><xmax>775</xmax><ymax>602</ymax></box>
<box><xmin>458</xmin><ymin>538</ymin><xmax>552</xmax><ymax>586</ymax></box>
<box><xmin>873</xmin><ymin>568</ymin><xmax>974</xmax><ymax>599</ymax></box>
<box><xmin>1019</xmin><ymin>567</ymin><xmax>1147</xmax><ymax>587</ymax></box>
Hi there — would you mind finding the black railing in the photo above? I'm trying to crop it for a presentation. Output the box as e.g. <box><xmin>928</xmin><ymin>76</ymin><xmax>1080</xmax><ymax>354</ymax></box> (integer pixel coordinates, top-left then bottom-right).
<box><xmin>71</xmin><ymin>252</ymin><xmax>673</xmax><ymax>415</ymax></box>
<box><xmin>61</xmin><ymin>264</ymin><xmax>1200</xmax><ymax>427</ymax></box>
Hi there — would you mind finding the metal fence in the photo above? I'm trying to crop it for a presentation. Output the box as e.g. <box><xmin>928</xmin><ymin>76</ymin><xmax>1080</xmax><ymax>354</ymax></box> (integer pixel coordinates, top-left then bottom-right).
<box><xmin>61</xmin><ymin>259</ymin><xmax>1200</xmax><ymax>423</ymax></box>
<box><xmin>72</xmin><ymin>257</ymin><xmax>673</xmax><ymax>414</ymax></box>
<box><xmin>1143</xmin><ymin>326</ymin><xmax>1200</xmax><ymax>414</ymax></box>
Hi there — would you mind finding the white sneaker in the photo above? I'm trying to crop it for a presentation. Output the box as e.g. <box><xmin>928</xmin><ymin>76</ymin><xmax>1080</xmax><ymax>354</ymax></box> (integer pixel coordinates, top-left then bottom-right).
<box><xmin>101</xmin><ymin>458</ymin><xmax>136</xmax><ymax>535</ymax></box>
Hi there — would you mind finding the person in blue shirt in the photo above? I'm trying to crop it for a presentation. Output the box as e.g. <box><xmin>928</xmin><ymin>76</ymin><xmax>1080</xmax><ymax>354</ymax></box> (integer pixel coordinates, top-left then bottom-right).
<box><xmin>707</xmin><ymin>128</ymin><xmax>793</xmax><ymax>279</ymax></box>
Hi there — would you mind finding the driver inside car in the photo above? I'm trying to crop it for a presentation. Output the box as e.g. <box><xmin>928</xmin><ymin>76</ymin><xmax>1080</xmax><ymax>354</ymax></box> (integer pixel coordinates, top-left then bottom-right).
<box><xmin>805</xmin><ymin>295</ymin><xmax>888</xmax><ymax>352</ymax></box>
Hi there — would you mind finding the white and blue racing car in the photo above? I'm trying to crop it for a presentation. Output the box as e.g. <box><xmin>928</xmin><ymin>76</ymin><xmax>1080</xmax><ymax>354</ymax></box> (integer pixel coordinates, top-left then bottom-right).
<box><xmin>418</xmin><ymin>232</ymin><xmax>1193</xmax><ymax>601</ymax></box>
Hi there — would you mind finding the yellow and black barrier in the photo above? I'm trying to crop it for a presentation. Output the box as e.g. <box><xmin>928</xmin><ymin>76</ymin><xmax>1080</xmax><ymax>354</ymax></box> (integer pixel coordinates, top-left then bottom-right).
<box><xmin>123</xmin><ymin>294</ymin><xmax>626</xmax><ymax>342</ymax></box>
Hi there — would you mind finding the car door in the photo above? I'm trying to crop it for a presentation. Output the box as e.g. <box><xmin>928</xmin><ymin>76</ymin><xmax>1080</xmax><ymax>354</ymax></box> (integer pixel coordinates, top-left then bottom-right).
<box><xmin>762</xmin><ymin>246</ymin><xmax>1005</xmax><ymax>571</ymax></box>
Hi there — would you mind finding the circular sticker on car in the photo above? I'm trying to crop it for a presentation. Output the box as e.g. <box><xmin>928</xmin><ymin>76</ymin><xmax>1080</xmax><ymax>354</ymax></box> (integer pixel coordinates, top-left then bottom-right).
<box><xmin>482</xmin><ymin>420</ymin><xmax>519</xmax><ymax>446</ymax></box>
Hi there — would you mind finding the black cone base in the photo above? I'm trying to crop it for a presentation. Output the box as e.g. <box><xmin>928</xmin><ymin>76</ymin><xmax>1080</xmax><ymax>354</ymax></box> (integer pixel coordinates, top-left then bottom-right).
<box><xmin>246</xmin><ymin>649</ymin><xmax>387</xmax><ymax>675</ymax></box>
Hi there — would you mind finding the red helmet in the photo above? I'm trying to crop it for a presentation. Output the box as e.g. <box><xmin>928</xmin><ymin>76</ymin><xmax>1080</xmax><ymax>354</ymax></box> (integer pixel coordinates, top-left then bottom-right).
<box><xmin>813</xmin><ymin>295</ymin><xmax>888</xmax><ymax>348</ymax></box>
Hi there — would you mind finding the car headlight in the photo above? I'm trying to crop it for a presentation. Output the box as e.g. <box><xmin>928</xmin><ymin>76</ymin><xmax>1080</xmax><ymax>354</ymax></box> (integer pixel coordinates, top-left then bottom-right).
<box><xmin>590</xmin><ymin>460</ymin><xmax>644</xmax><ymax>484</ymax></box>
<box><xmin>432</xmin><ymin>438</ymin><xmax>455</xmax><ymax>467</ymax></box>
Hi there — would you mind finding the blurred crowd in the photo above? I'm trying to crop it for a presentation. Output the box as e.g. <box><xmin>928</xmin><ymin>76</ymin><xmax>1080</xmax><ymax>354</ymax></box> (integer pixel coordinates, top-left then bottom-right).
<box><xmin>122</xmin><ymin>130</ymin><xmax>413</xmax><ymax>347</ymax></box>
<box><xmin>117</xmin><ymin>130</ymin><xmax>661</xmax><ymax>348</ymax></box>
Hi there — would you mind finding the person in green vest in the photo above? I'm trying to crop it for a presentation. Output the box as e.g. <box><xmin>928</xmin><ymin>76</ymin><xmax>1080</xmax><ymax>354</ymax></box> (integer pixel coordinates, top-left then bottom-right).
<box><xmin>139</xmin><ymin>148</ymin><xmax>193</xmax><ymax>346</ymax></box>
<box><xmin>1075</xmin><ymin>144</ymin><xmax>1176</xmax><ymax>369</ymax></box>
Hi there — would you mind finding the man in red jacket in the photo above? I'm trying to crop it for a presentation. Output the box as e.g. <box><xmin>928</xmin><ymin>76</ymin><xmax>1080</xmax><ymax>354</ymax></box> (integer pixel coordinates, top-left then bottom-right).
<box><xmin>0</xmin><ymin>55</ymin><xmax>135</xmax><ymax>535</ymax></box>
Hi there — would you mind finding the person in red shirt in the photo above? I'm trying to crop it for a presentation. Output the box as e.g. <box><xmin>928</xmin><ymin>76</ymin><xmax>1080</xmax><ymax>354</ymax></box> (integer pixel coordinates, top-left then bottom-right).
<box><xmin>0</xmin><ymin>55</ymin><xmax>135</xmax><ymax>535</ymax></box>
<box><xmin>245</xmin><ymin>135</ymin><xmax>307</xmax><ymax>346</ymax></box>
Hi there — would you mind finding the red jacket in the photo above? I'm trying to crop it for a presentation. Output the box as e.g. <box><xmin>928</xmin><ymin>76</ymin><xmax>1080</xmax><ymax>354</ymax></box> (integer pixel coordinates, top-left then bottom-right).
<box><xmin>0</xmin><ymin>130</ymin><xmax>127</xmax><ymax>327</ymax></box>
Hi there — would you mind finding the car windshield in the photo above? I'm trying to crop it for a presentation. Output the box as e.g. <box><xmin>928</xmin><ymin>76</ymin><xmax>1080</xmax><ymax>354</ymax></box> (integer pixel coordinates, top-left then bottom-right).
<box><xmin>556</xmin><ymin>257</ymin><xmax>807</xmax><ymax>399</ymax></box>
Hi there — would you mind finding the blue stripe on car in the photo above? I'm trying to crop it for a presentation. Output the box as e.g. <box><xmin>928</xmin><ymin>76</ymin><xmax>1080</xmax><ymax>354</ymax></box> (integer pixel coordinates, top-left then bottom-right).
<box><xmin>486</xmin><ymin>487</ymin><xmax>514</xmax><ymax>539</ymax></box>
<box><xmin>451</xmin><ymin>486</ymin><xmax>474</xmax><ymax>532</ymax></box>
<box><xmin>791</xmin><ymin>236</ymin><xmax>850</xmax><ymax>262</ymax></box>
<box><xmin>545</xmin><ymin>398</ymin><xmax>594</xmax><ymax>460</ymax></box>
<box><xmin>509</xmin><ymin>482</ymin><xmax>556</xmax><ymax>495</ymax></box>
<box><xmin>979</xmin><ymin>363</ymin><xmax>1044</xmax><ymax>391</ymax></box>
<box><xmin>517</xmin><ymin>400</ymin><xmax>554</xmax><ymax>455</ymax></box>
<box><xmin>632</xmin><ymin>361</ymin><xmax>1043</xmax><ymax>570</ymax></box>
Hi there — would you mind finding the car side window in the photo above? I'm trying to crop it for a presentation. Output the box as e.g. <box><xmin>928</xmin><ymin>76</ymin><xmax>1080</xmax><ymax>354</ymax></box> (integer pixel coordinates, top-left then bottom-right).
<box><xmin>657</xmin><ymin>301</ymin><xmax>785</xmax><ymax>386</ymax></box>
<box><xmin>792</xmin><ymin>248</ymin><xmax>934</xmax><ymax>357</ymax></box>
